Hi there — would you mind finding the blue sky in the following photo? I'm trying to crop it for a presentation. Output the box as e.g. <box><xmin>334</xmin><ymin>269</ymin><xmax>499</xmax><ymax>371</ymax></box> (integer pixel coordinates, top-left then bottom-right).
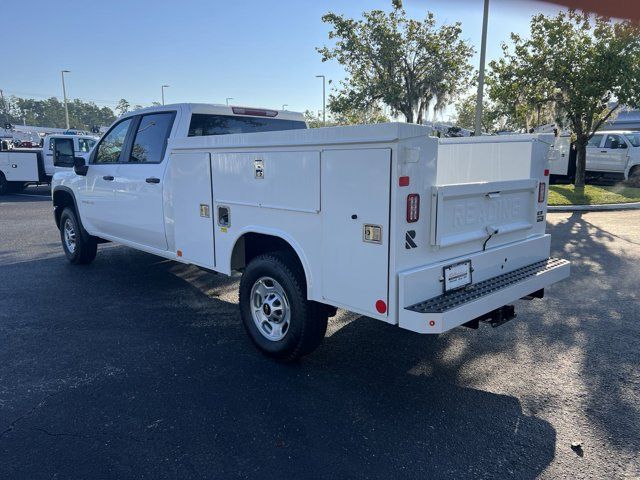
<box><xmin>1</xmin><ymin>0</ymin><xmax>564</xmax><ymax>120</ymax></box>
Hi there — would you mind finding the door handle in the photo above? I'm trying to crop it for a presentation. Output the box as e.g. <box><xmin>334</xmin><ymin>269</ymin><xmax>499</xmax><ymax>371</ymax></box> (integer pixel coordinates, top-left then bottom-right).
<box><xmin>601</xmin><ymin>150</ymin><xmax>607</xmax><ymax>153</ymax></box>
<box><xmin>145</xmin><ymin>177</ymin><xmax>160</xmax><ymax>184</ymax></box>
<box><xmin>102</xmin><ymin>175</ymin><xmax>114</xmax><ymax>181</ymax></box>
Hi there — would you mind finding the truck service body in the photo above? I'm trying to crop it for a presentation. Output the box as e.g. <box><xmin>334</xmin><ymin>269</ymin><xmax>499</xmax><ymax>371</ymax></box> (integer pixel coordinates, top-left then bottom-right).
<box><xmin>52</xmin><ymin>103</ymin><xmax>569</xmax><ymax>360</ymax></box>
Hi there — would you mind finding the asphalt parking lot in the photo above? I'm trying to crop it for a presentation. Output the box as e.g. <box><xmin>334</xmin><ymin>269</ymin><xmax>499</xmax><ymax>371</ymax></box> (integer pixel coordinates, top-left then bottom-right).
<box><xmin>1</xmin><ymin>187</ymin><xmax>639</xmax><ymax>479</ymax></box>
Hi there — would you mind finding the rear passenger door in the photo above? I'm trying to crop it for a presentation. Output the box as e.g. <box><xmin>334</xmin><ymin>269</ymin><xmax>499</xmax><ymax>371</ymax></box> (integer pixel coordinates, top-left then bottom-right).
<box><xmin>586</xmin><ymin>134</ymin><xmax>606</xmax><ymax>171</ymax></box>
<box><xmin>112</xmin><ymin>111</ymin><xmax>176</xmax><ymax>250</ymax></box>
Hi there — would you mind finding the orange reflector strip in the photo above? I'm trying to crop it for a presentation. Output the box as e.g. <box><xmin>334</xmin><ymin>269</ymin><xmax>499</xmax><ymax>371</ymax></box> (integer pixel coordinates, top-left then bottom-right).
<box><xmin>177</xmin><ymin>250</ymin><xmax>183</xmax><ymax>257</ymax></box>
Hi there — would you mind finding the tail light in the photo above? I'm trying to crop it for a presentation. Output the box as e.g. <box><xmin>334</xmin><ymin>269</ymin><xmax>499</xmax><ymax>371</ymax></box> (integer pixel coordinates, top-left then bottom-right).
<box><xmin>538</xmin><ymin>182</ymin><xmax>546</xmax><ymax>203</ymax></box>
<box><xmin>231</xmin><ymin>106</ymin><xmax>278</xmax><ymax>117</ymax></box>
<box><xmin>407</xmin><ymin>194</ymin><xmax>420</xmax><ymax>223</ymax></box>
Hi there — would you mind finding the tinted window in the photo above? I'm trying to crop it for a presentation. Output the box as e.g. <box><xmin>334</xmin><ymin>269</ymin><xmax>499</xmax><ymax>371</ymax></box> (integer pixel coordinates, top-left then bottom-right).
<box><xmin>78</xmin><ymin>138</ymin><xmax>96</xmax><ymax>153</ymax></box>
<box><xmin>129</xmin><ymin>113</ymin><xmax>175</xmax><ymax>163</ymax></box>
<box><xmin>188</xmin><ymin>114</ymin><xmax>306</xmax><ymax>137</ymax></box>
<box><xmin>587</xmin><ymin>134</ymin><xmax>604</xmax><ymax>148</ymax></box>
<box><xmin>55</xmin><ymin>138</ymin><xmax>74</xmax><ymax>157</ymax></box>
<box><xmin>604</xmin><ymin>134</ymin><xmax>626</xmax><ymax>149</ymax></box>
<box><xmin>94</xmin><ymin>119</ymin><xmax>133</xmax><ymax>164</ymax></box>
<box><xmin>625</xmin><ymin>133</ymin><xmax>640</xmax><ymax>147</ymax></box>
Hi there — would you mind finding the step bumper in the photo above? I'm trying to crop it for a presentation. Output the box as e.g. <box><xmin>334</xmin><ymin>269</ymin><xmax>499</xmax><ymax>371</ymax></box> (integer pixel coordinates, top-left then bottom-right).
<box><xmin>398</xmin><ymin>258</ymin><xmax>570</xmax><ymax>334</ymax></box>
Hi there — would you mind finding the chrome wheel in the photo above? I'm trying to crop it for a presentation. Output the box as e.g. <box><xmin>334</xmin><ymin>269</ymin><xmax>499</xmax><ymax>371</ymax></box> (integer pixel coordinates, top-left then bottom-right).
<box><xmin>63</xmin><ymin>218</ymin><xmax>77</xmax><ymax>254</ymax></box>
<box><xmin>250</xmin><ymin>276</ymin><xmax>290</xmax><ymax>341</ymax></box>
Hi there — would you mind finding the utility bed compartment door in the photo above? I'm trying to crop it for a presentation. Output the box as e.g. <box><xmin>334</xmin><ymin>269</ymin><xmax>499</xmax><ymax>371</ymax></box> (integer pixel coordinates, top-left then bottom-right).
<box><xmin>0</xmin><ymin>152</ymin><xmax>40</xmax><ymax>181</ymax></box>
<box><xmin>321</xmin><ymin>148</ymin><xmax>391</xmax><ymax>318</ymax></box>
<box><xmin>430</xmin><ymin>179</ymin><xmax>537</xmax><ymax>248</ymax></box>
<box><xmin>170</xmin><ymin>152</ymin><xmax>215</xmax><ymax>268</ymax></box>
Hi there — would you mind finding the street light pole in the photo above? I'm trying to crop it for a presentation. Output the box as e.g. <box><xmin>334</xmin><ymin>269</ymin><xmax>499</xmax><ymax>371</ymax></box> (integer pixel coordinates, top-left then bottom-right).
<box><xmin>226</xmin><ymin>97</ymin><xmax>233</xmax><ymax>106</ymax></box>
<box><xmin>61</xmin><ymin>70</ymin><xmax>70</xmax><ymax>130</ymax></box>
<box><xmin>161</xmin><ymin>85</ymin><xmax>169</xmax><ymax>105</ymax></box>
<box><xmin>315</xmin><ymin>75</ymin><xmax>326</xmax><ymax>126</ymax></box>
<box><xmin>474</xmin><ymin>0</ymin><xmax>490</xmax><ymax>136</ymax></box>
<box><xmin>282</xmin><ymin>104</ymin><xmax>288</xmax><ymax>110</ymax></box>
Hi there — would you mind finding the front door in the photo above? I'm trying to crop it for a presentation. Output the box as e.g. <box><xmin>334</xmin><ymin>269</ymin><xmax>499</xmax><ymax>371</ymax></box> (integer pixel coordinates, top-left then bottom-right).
<box><xmin>598</xmin><ymin>133</ymin><xmax>629</xmax><ymax>172</ymax></box>
<box><xmin>78</xmin><ymin>118</ymin><xmax>134</xmax><ymax>236</ymax></box>
<box><xmin>111</xmin><ymin>111</ymin><xmax>175</xmax><ymax>250</ymax></box>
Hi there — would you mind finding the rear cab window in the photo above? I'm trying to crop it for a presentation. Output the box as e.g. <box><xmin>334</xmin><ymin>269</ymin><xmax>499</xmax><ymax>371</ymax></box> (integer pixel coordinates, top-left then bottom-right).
<box><xmin>188</xmin><ymin>114</ymin><xmax>306</xmax><ymax>137</ymax></box>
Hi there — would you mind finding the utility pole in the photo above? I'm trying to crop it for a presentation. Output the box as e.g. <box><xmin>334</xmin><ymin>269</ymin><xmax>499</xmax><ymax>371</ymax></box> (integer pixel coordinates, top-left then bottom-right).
<box><xmin>474</xmin><ymin>0</ymin><xmax>489</xmax><ymax>137</ymax></box>
<box><xmin>61</xmin><ymin>70</ymin><xmax>70</xmax><ymax>130</ymax></box>
<box><xmin>161</xmin><ymin>85</ymin><xmax>169</xmax><ymax>105</ymax></box>
<box><xmin>315</xmin><ymin>75</ymin><xmax>326</xmax><ymax>126</ymax></box>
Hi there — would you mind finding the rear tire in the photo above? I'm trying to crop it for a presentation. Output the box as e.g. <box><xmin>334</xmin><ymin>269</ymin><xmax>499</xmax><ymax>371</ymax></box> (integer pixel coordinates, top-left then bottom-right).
<box><xmin>0</xmin><ymin>172</ymin><xmax>16</xmax><ymax>195</ymax></box>
<box><xmin>59</xmin><ymin>207</ymin><xmax>97</xmax><ymax>265</ymax></box>
<box><xmin>239</xmin><ymin>251</ymin><xmax>328</xmax><ymax>361</ymax></box>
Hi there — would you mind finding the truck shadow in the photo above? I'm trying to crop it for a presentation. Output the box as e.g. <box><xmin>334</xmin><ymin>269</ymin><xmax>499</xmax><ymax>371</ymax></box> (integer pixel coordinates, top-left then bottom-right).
<box><xmin>1</xmin><ymin>247</ymin><xmax>555</xmax><ymax>479</ymax></box>
<box><xmin>540</xmin><ymin>212</ymin><xmax>640</xmax><ymax>454</ymax></box>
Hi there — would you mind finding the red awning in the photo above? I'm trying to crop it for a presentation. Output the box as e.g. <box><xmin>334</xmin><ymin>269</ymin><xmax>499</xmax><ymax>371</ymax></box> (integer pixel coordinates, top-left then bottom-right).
<box><xmin>541</xmin><ymin>0</ymin><xmax>640</xmax><ymax>22</ymax></box>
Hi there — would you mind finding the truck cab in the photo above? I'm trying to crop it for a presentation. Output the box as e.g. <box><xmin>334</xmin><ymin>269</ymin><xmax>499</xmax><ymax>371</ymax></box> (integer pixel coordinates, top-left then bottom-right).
<box><xmin>585</xmin><ymin>130</ymin><xmax>640</xmax><ymax>181</ymax></box>
<box><xmin>43</xmin><ymin>134</ymin><xmax>97</xmax><ymax>176</ymax></box>
<box><xmin>52</xmin><ymin>103</ymin><xmax>306</xmax><ymax>245</ymax></box>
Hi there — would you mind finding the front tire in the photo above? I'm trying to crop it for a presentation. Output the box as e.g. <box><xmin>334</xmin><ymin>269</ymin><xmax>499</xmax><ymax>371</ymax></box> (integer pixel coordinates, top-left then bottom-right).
<box><xmin>59</xmin><ymin>207</ymin><xmax>97</xmax><ymax>265</ymax></box>
<box><xmin>239</xmin><ymin>252</ymin><xmax>328</xmax><ymax>361</ymax></box>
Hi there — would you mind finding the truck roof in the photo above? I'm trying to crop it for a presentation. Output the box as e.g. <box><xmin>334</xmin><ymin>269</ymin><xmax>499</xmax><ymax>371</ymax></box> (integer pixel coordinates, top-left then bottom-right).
<box><xmin>170</xmin><ymin>122</ymin><xmax>430</xmax><ymax>150</ymax></box>
<box><xmin>120</xmin><ymin>103</ymin><xmax>305</xmax><ymax>123</ymax></box>
<box><xmin>597</xmin><ymin>130</ymin><xmax>639</xmax><ymax>135</ymax></box>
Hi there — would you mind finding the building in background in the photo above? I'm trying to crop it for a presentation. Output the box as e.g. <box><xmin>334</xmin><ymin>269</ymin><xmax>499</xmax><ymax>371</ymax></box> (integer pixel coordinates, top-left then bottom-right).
<box><xmin>602</xmin><ymin>109</ymin><xmax>640</xmax><ymax>131</ymax></box>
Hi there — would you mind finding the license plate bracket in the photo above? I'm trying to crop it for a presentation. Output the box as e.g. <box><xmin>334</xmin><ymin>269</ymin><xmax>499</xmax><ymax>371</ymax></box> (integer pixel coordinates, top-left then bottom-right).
<box><xmin>443</xmin><ymin>260</ymin><xmax>472</xmax><ymax>293</ymax></box>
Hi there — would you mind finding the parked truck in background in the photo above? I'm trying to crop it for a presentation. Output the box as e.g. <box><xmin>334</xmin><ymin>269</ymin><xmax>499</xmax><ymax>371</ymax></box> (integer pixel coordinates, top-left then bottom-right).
<box><xmin>51</xmin><ymin>103</ymin><xmax>569</xmax><ymax>361</ymax></box>
<box><xmin>549</xmin><ymin>130</ymin><xmax>640</xmax><ymax>183</ymax></box>
<box><xmin>0</xmin><ymin>133</ymin><xmax>97</xmax><ymax>194</ymax></box>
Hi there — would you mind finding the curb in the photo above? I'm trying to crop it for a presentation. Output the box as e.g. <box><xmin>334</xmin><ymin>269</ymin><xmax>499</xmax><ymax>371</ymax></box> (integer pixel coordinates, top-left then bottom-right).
<box><xmin>548</xmin><ymin>202</ymin><xmax>640</xmax><ymax>212</ymax></box>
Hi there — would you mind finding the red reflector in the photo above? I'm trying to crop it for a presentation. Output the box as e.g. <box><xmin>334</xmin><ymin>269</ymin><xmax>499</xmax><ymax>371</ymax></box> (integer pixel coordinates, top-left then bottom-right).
<box><xmin>375</xmin><ymin>300</ymin><xmax>387</xmax><ymax>314</ymax></box>
<box><xmin>231</xmin><ymin>106</ymin><xmax>278</xmax><ymax>117</ymax></box>
<box><xmin>544</xmin><ymin>169</ymin><xmax>550</xmax><ymax>176</ymax></box>
<box><xmin>429</xmin><ymin>320</ymin><xmax>435</xmax><ymax>327</ymax></box>
<box><xmin>406</xmin><ymin>194</ymin><xmax>420</xmax><ymax>223</ymax></box>
<box><xmin>399</xmin><ymin>176</ymin><xmax>410</xmax><ymax>187</ymax></box>
<box><xmin>538</xmin><ymin>182</ymin><xmax>546</xmax><ymax>203</ymax></box>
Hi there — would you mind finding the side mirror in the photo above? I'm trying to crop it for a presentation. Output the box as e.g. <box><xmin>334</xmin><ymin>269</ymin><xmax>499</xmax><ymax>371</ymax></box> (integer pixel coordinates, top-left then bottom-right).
<box><xmin>53</xmin><ymin>139</ymin><xmax>75</xmax><ymax>167</ymax></box>
<box><xmin>73</xmin><ymin>157</ymin><xmax>89</xmax><ymax>176</ymax></box>
<box><xmin>618</xmin><ymin>141</ymin><xmax>627</xmax><ymax>149</ymax></box>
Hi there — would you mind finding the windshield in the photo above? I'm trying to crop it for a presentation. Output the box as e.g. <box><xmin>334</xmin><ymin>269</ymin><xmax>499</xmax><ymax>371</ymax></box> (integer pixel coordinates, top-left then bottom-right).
<box><xmin>624</xmin><ymin>133</ymin><xmax>640</xmax><ymax>147</ymax></box>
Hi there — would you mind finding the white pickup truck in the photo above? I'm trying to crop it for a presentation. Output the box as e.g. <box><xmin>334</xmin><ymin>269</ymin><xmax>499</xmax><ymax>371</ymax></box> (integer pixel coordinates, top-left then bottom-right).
<box><xmin>549</xmin><ymin>130</ymin><xmax>640</xmax><ymax>183</ymax></box>
<box><xmin>0</xmin><ymin>133</ymin><xmax>96</xmax><ymax>194</ymax></box>
<box><xmin>52</xmin><ymin>103</ymin><xmax>570</xmax><ymax>361</ymax></box>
